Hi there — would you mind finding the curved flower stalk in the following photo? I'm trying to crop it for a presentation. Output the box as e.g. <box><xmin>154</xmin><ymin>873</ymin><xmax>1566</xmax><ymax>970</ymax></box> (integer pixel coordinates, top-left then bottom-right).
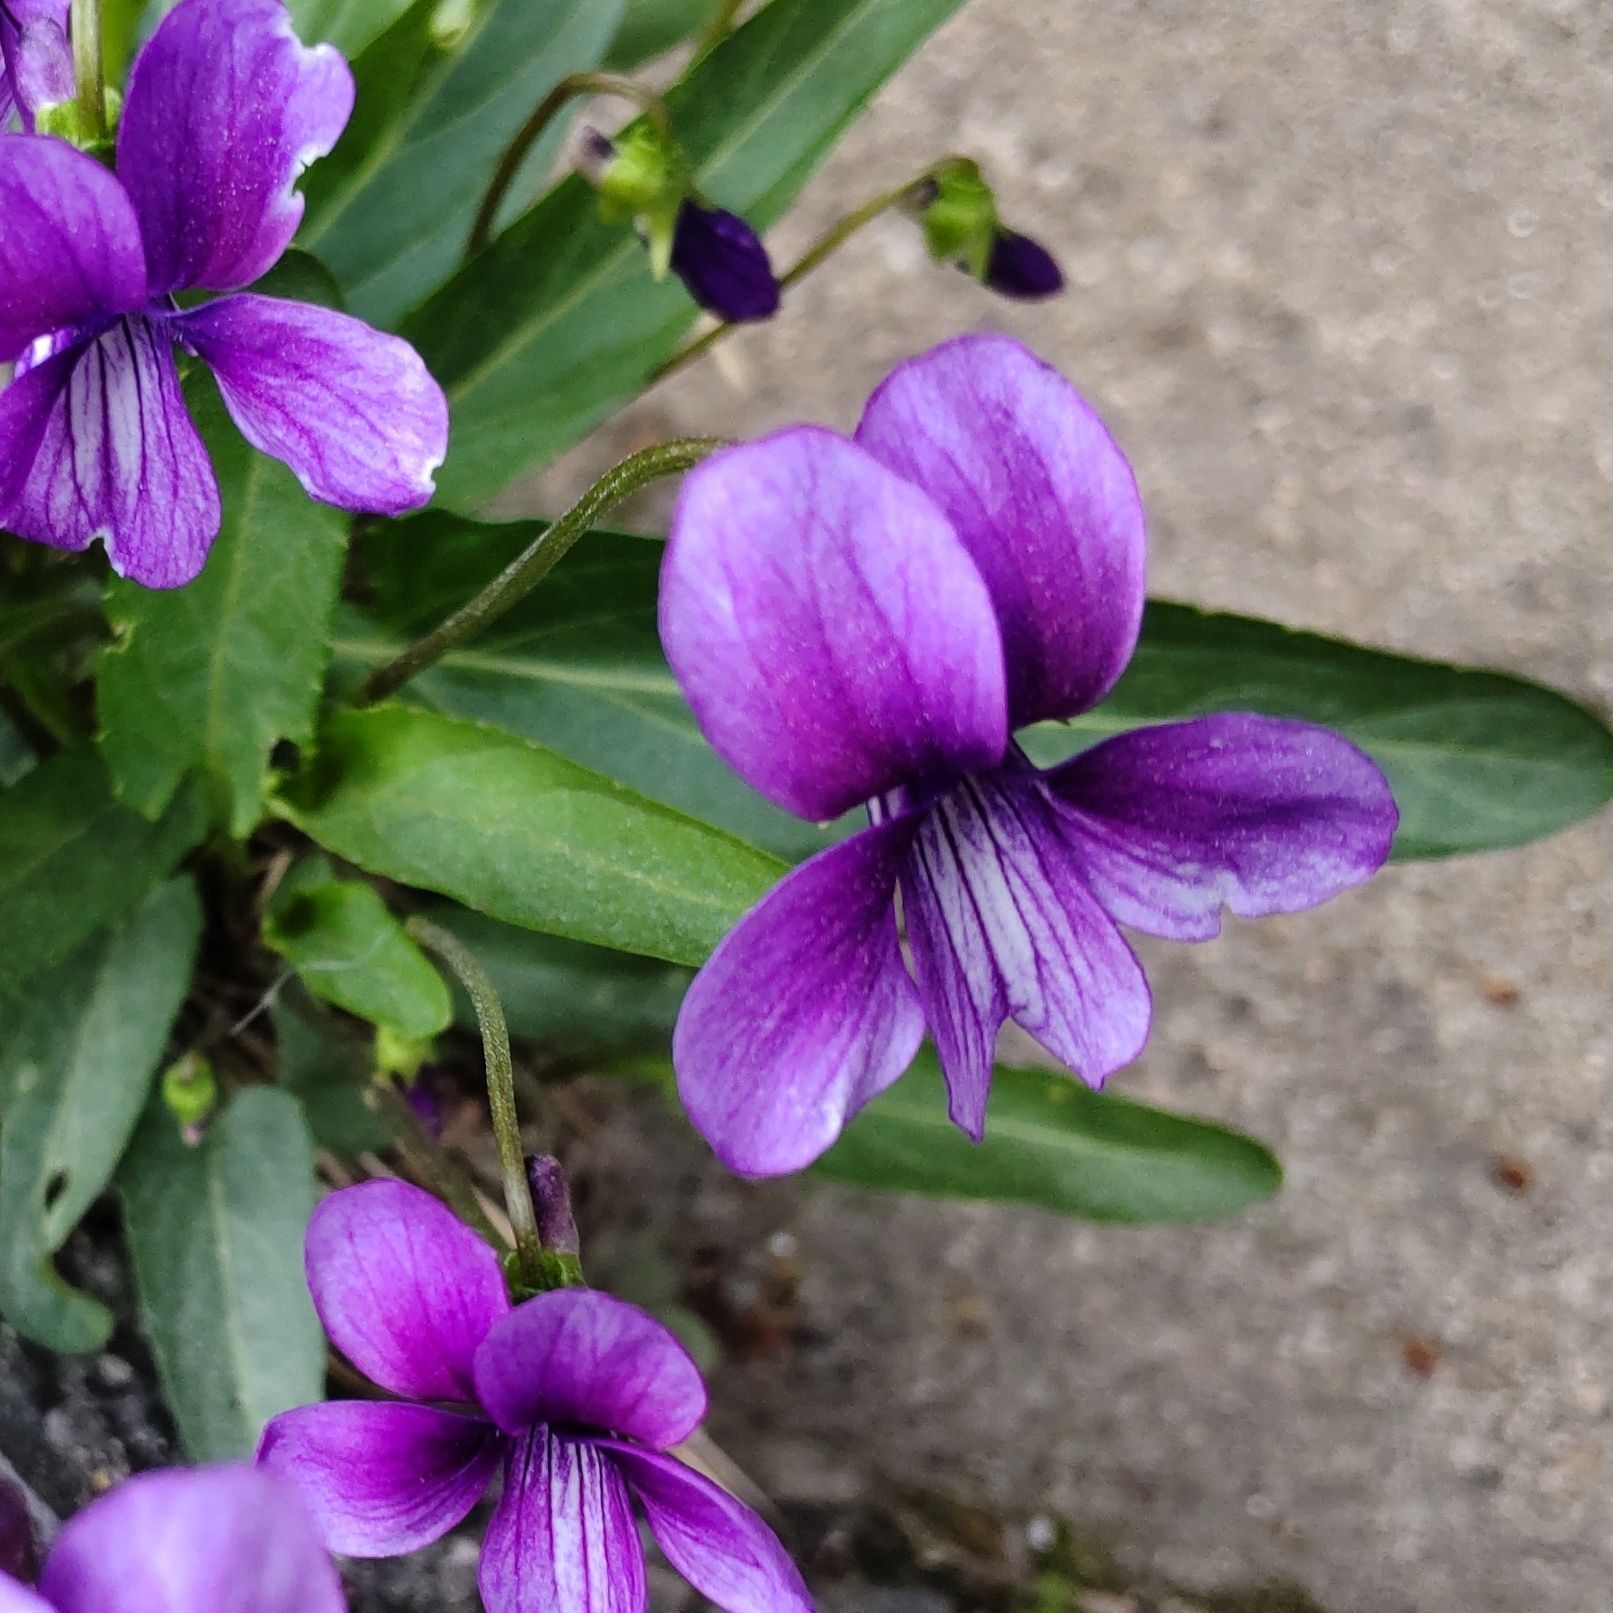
<box><xmin>659</xmin><ymin>334</ymin><xmax>1399</xmax><ymax>1177</ymax></box>
<box><xmin>0</xmin><ymin>0</ymin><xmax>449</xmax><ymax>588</ymax></box>
<box><xmin>260</xmin><ymin>1181</ymin><xmax>811</xmax><ymax>1613</ymax></box>
<box><xmin>0</xmin><ymin>1465</ymin><xmax>345</xmax><ymax>1613</ymax></box>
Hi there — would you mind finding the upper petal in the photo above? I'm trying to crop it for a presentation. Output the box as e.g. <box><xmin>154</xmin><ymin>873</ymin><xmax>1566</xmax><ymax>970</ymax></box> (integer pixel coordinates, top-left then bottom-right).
<box><xmin>305</xmin><ymin>1179</ymin><xmax>510</xmax><ymax>1403</ymax></box>
<box><xmin>10</xmin><ymin>4</ymin><xmax>74</xmax><ymax>131</ymax></box>
<box><xmin>0</xmin><ymin>318</ymin><xmax>221</xmax><ymax>588</ymax></box>
<box><xmin>599</xmin><ymin>1443</ymin><xmax>812</xmax><ymax>1613</ymax></box>
<box><xmin>474</xmin><ymin>1288</ymin><xmax>706</xmax><ymax>1448</ymax></box>
<box><xmin>176</xmin><ymin>294</ymin><xmax>446</xmax><ymax>513</ymax></box>
<box><xmin>1042</xmin><ymin>713</ymin><xmax>1399</xmax><ymax>940</ymax></box>
<box><xmin>258</xmin><ymin>1401</ymin><xmax>501</xmax><ymax>1558</ymax></box>
<box><xmin>661</xmin><ymin>425</ymin><xmax>1008</xmax><ymax>823</ymax></box>
<box><xmin>856</xmin><ymin>334</ymin><xmax>1147</xmax><ymax>729</ymax></box>
<box><xmin>480</xmin><ymin>1431</ymin><xmax>645</xmax><ymax>1613</ymax></box>
<box><xmin>117</xmin><ymin>0</ymin><xmax>353</xmax><ymax>295</ymax></box>
<box><xmin>900</xmin><ymin>759</ymin><xmax>1152</xmax><ymax>1140</ymax></box>
<box><xmin>38</xmin><ymin>1466</ymin><xmax>344</xmax><ymax>1613</ymax></box>
<box><xmin>673</xmin><ymin>817</ymin><xmax>925</xmax><ymax>1176</ymax></box>
<box><xmin>0</xmin><ymin>135</ymin><xmax>146</xmax><ymax>360</ymax></box>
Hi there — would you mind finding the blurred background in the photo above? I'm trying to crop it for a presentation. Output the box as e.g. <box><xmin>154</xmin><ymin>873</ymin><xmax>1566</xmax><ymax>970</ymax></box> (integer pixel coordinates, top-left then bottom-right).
<box><xmin>547</xmin><ymin>3</ymin><xmax>1613</xmax><ymax>1609</ymax></box>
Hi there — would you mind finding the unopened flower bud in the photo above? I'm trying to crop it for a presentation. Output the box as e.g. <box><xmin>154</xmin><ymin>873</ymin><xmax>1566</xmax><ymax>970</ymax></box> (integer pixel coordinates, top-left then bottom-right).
<box><xmin>669</xmin><ymin>200</ymin><xmax>780</xmax><ymax>322</ymax></box>
<box><xmin>525</xmin><ymin>1155</ymin><xmax>580</xmax><ymax>1256</ymax></box>
<box><xmin>160</xmin><ymin>1052</ymin><xmax>217</xmax><ymax>1140</ymax></box>
<box><xmin>919</xmin><ymin>156</ymin><xmax>997</xmax><ymax>279</ymax></box>
<box><xmin>983</xmin><ymin>227</ymin><xmax>1064</xmax><ymax>300</ymax></box>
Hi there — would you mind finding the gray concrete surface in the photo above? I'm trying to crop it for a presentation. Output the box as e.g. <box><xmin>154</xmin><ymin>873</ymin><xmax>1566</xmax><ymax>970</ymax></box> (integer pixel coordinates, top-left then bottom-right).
<box><xmin>562</xmin><ymin>3</ymin><xmax>1613</xmax><ymax>1610</ymax></box>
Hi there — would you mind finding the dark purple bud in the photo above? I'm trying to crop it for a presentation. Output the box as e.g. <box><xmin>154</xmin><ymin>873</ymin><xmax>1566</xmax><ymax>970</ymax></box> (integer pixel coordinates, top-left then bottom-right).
<box><xmin>0</xmin><ymin>1475</ymin><xmax>37</xmax><ymax>1584</ymax></box>
<box><xmin>670</xmin><ymin>201</ymin><xmax>781</xmax><ymax>323</ymax></box>
<box><xmin>983</xmin><ymin>228</ymin><xmax>1064</xmax><ymax>300</ymax></box>
<box><xmin>404</xmin><ymin>1076</ymin><xmax>444</xmax><ymax>1140</ymax></box>
<box><xmin>525</xmin><ymin>1155</ymin><xmax>580</xmax><ymax>1256</ymax></box>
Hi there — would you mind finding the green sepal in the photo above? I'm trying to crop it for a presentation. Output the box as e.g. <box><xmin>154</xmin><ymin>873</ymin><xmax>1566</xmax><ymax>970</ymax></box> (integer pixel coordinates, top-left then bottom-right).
<box><xmin>33</xmin><ymin>87</ymin><xmax>122</xmax><ymax>150</ymax></box>
<box><xmin>920</xmin><ymin>155</ymin><xmax>997</xmax><ymax>279</ymax></box>
<box><xmin>504</xmin><ymin>1246</ymin><xmax>586</xmax><ymax>1299</ymax></box>
<box><xmin>592</xmin><ymin>122</ymin><xmax>689</xmax><ymax>278</ymax></box>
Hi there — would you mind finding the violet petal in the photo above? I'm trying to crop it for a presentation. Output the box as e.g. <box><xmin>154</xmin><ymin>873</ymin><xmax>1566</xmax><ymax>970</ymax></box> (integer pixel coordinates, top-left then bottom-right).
<box><xmin>598</xmin><ymin>1441</ymin><xmax>812</xmax><ymax>1613</ymax></box>
<box><xmin>117</xmin><ymin>0</ymin><xmax>353</xmax><ymax>295</ymax></box>
<box><xmin>856</xmin><ymin>333</ymin><xmax>1147</xmax><ymax>730</ymax></box>
<box><xmin>0</xmin><ymin>318</ymin><xmax>220</xmax><ymax>589</ymax></box>
<box><xmin>480</xmin><ymin>1430</ymin><xmax>646</xmax><ymax>1613</ymax></box>
<box><xmin>900</xmin><ymin>761</ymin><xmax>1151</xmax><ymax>1138</ymax></box>
<box><xmin>175</xmin><ymin>294</ymin><xmax>446</xmax><ymax>514</ymax></box>
<box><xmin>0</xmin><ymin>1582</ymin><xmax>49</xmax><ymax>1613</ymax></box>
<box><xmin>669</xmin><ymin>201</ymin><xmax>780</xmax><ymax>323</ymax></box>
<box><xmin>474</xmin><ymin>1288</ymin><xmax>705</xmax><ymax>1449</ymax></box>
<box><xmin>661</xmin><ymin>425</ymin><xmax>1008</xmax><ymax>823</ymax></box>
<box><xmin>983</xmin><ymin>228</ymin><xmax>1064</xmax><ymax>299</ymax></box>
<box><xmin>258</xmin><ymin>1401</ymin><xmax>501</xmax><ymax>1558</ymax></box>
<box><xmin>39</xmin><ymin>1465</ymin><xmax>344</xmax><ymax>1613</ymax></box>
<box><xmin>304</xmin><ymin>1179</ymin><xmax>510</xmax><ymax>1404</ymax></box>
<box><xmin>11</xmin><ymin>7</ymin><xmax>72</xmax><ymax>129</ymax></box>
<box><xmin>1043</xmin><ymin>713</ymin><xmax>1398</xmax><ymax>939</ymax></box>
<box><xmin>0</xmin><ymin>134</ymin><xmax>146</xmax><ymax>362</ymax></box>
<box><xmin>672</xmin><ymin>816</ymin><xmax>924</xmax><ymax>1177</ymax></box>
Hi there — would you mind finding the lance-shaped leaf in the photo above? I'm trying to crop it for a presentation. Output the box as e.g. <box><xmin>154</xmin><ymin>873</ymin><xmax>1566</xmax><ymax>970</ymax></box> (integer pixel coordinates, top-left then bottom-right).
<box><xmin>298</xmin><ymin>0</ymin><xmax>628</xmax><ymax>327</ymax></box>
<box><xmin>813</xmin><ymin>1053</ymin><xmax>1283</xmax><ymax>1223</ymax></box>
<box><xmin>0</xmin><ymin>879</ymin><xmax>201</xmax><ymax>1352</ymax></box>
<box><xmin>0</xmin><ymin>748</ymin><xmax>202</xmax><ymax>998</ymax></box>
<box><xmin>605</xmin><ymin>0</ymin><xmax>720</xmax><ymax>69</ymax></box>
<box><xmin>97</xmin><ymin>383</ymin><xmax>348</xmax><ymax>838</ymax></box>
<box><xmin>339</xmin><ymin>520</ymin><xmax>1613</xmax><ymax>862</ymax></box>
<box><xmin>288</xmin><ymin>0</ymin><xmax>416</xmax><ymax>57</ymax></box>
<box><xmin>120</xmin><ymin>1088</ymin><xmax>323</xmax><ymax>1461</ymax></box>
<box><xmin>406</xmin><ymin>0</ymin><xmax>971</xmax><ymax>508</ymax></box>
<box><xmin>275</xmin><ymin>705</ymin><xmax>783</xmax><ymax>966</ymax></box>
<box><xmin>263</xmin><ymin>857</ymin><xmax>452</xmax><ymax>1040</ymax></box>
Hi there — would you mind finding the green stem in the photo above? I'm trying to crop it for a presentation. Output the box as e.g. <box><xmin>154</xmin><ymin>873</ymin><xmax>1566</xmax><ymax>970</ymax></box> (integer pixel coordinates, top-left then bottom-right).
<box><xmin>407</xmin><ymin>916</ymin><xmax>542</xmax><ymax>1288</ymax></box>
<box><xmin>466</xmin><ymin>72</ymin><xmax>672</xmax><ymax>259</ymax></box>
<box><xmin>71</xmin><ymin>0</ymin><xmax>107</xmax><ymax>144</ymax></box>
<box><xmin>351</xmin><ymin>437</ymin><xmax>726</xmax><ymax>706</ymax></box>
<box><xmin>691</xmin><ymin>0</ymin><xmax>745</xmax><ymax>58</ymax></box>
<box><xmin>650</xmin><ymin>162</ymin><xmax>946</xmax><ymax>385</ymax></box>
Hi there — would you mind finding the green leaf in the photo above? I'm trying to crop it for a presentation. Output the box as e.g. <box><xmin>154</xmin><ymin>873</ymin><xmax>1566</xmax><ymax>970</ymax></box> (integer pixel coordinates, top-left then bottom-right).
<box><xmin>120</xmin><ymin>1088</ymin><xmax>324</xmax><ymax>1461</ymax></box>
<box><xmin>0</xmin><ymin>879</ymin><xmax>201</xmax><ymax>1352</ymax></box>
<box><xmin>339</xmin><ymin>521</ymin><xmax>1613</xmax><ymax>860</ymax></box>
<box><xmin>273</xmin><ymin>985</ymin><xmax>390</xmax><ymax>1156</ymax></box>
<box><xmin>299</xmin><ymin>0</ymin><xmax>628</xmax><ymax>327</ymax></box>
<box><xmin>814</xmin><ymin>1053</ymin><xmax>1282</xmax><ymax>1223</ymax></box>
<box><xmin>289</xmin><ymin>0</ymin><xmax>416</xmax><ymax>57</ymax></box>
<box><xmin>0</xmin><ymin>748</ymin><xmax>202</xmax><ymax>998</ymax></box>
<box><xmin>338</xmin><ymin>518</ymin><xmax>820</xmax><ymax>858</ymax></box>
<box><xmin>263</xmin><ymin>858</ymin><xmax>452</xmax><ymax>1039</ymax></box>
<box><xmin>425</xmin><ymin>904</ymin><xmax>691</xmax><ymax>1054</ymax></box>
<box><xmin>96</xmin><ymin>386</ymin><xmax>347</xmax><ymax>838</ymax></box>
<box><xmin>407</xmin><ymin>0</ymin><xmax>969</xmax><ymax>508</ymax></box>
<box><xmin>275</xmin><ymin>705</ymin><xmax>782</xmax><ymax>966</ymax></box>
<box><xmin>604</xmin><ymin>0</ymin><xmax>719</xmax><ymax>68</ymax></box>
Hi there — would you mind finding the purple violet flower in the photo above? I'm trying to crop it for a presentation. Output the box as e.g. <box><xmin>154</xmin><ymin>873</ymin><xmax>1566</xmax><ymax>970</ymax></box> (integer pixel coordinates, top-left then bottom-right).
<box><xmin>669</xmin><ymin>201</ymin><xmax>781</xmax><ymax>323</ymax></box>
<box><xmin>982</xmin><ymin>228</ymin><xmax>1064</xmax><ymax>300</ymax></box>
<box><xmin>0</xmin><ymin>1465</ymin><xmax>345</xmax><ymax>1613</ymax></box>
<box><xmin>0</xmin><ymin>0</ymin><xmax>449</xmax><ymax>589</ymax></box>
<box><xmin>0</xmin><ymin>0</ymin><xmax>70</xmax><ymax>131</ymax></box>
<box><xmin>259</xmin><ymin>1180</ymin><xmax>812</xmax><ymax>1613</ymax></box>
<box><xmin>659</xmin><ymin>333</ymin><xmax>1399</xmax><ymax>1177</ymax></box>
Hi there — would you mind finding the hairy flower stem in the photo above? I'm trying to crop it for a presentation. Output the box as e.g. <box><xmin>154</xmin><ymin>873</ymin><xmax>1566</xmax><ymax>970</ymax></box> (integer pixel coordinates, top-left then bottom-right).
<box><xmin>407</xmin><ymin>916</ymin><xmax>544</xmax><ymax>1288</ymax></box>
<box><xmin>351</xmin><ymin>437</ymin><xmax>727</xmax><ymax>706</ymax></box>
<box><xmin>466</xmin><ymin>72</ymin><xmax>672</xmax><ymax>258</ymax></box>
<box><xmin>71</xmin><ymin>0</ymin><xmax>107</xmax><ymax>143</ymax></box>
<box><xmin>652</xmin><ymin>160</ymin><xmax>952</xmax><ymax>384</ymax></box>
